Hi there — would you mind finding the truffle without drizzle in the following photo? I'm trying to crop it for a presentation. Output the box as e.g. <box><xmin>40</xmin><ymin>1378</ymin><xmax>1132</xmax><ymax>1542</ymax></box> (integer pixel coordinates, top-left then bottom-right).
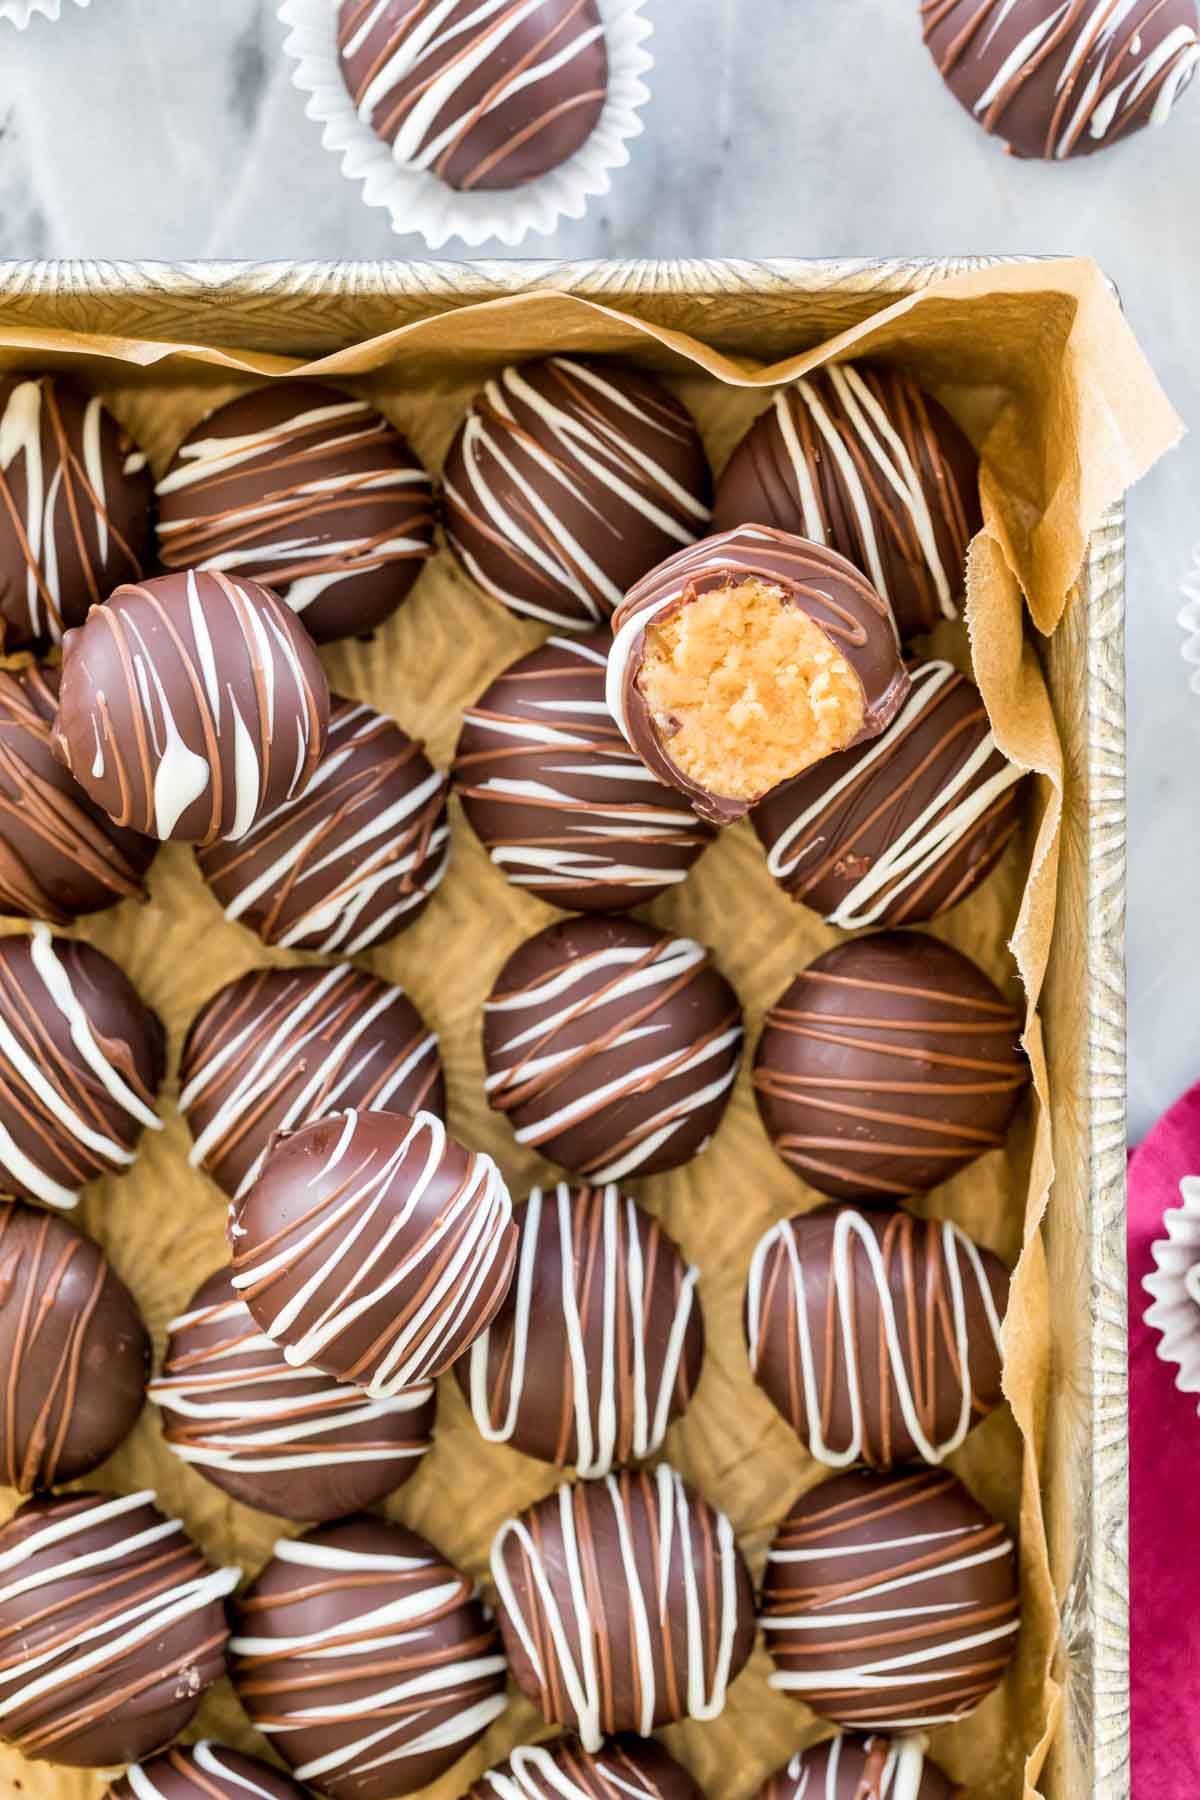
<box><xmin>754</xmin><ymin>1733</ymin><xmax>962</xmax><ymax>1800</ymax></box>
<box><xmin>51</xmin><ymin>569</ymin><xmax>330</xmax><ymax>845</ymax></box>
<box><xmin>608</xmin><ymin>525</ymin><xmax>909</xmax><ymax>826</ymax></box>
<box><xmin>230</xmin><ymin>1108</ymin><xmax>517</xmax><ymax>1394</ymax></box>
<box><xmin>0</xmin><ymin>925</ymin><xmax>163</xmax><ymax>1212</ymax></box>
<box><xmin>492</xmin><ymin>1463</ymin><xmax>756</xmax><ymax>1748</ymax></box>
<box><xmin>337</xmin><ymin>0</ymin><xmax>610</xmax><ymax>191</ymax></box>
<box><xmin>753</xmin><ymin>930</ymin><xmax>1029</xmax><ymax>1198</ymax></box>
<box><xmin>106</xmin><ymin>1742</ymin><xmax>313</xmax><ymax>1800</ymax></box>
<box><xmin>0</xmin><ymin>374</ymin><xmax>152</xmax><ymax>651</ymax></box>
<box><xmin>712</xmin><ymin>364</ymin><xmax>981</xmax><ymax>641</ymax></box>
<box><xmin>443</xmin><ymin>358</ymin><xmax>712</xmax><ymax>629</ymax></box>
<box><xmin>469</xmin><ymin>1737</ymin><xmax>706</xmax><ymax>1800</ymax></box>
<box><xmin>156</xmin><ymin>382</ymin><xmax>436</xmax><ymax>644</ymax></box>
<box><xmin>0</xmin><ymin>1199</ymin><xmax>149</xmax><ymax>1493</ymax></box>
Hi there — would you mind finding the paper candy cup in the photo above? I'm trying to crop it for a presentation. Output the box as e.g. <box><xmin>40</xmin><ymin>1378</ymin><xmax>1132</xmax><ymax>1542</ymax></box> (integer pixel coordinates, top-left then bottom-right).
<box><xmin>1143</xmin><ymin>1172</ymin><xmax>1200</xmax><ymax>1399</ymax></box>
<box><xmin>0</xmin><ymin>0</ymin><xmax>89</xmax><ymax>25</ymax></box>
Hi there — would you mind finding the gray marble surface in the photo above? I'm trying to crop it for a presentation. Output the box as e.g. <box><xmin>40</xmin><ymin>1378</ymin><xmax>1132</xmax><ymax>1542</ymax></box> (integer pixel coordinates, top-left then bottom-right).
<box><xmin>0</xmin><ymin>0</ymin><xmax>1196</xmax><ymax>1141</ymax></box>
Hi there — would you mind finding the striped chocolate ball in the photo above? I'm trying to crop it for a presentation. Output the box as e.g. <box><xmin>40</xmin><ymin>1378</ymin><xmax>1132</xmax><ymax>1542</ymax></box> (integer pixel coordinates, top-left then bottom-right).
<box><xmin>105</xmin><ymin>1742</ymin><xmax>312</xmax><ymax>1800</ymax></box>
<box><xmin>754</xmin><ymin>1733</ymin><xmax>961</xmax><ymax>1800</ymax></box>
<box><xmin>469</xmin><ymin>1737</ymin><xmax>705</xmax><ymax>1800</ymax></box>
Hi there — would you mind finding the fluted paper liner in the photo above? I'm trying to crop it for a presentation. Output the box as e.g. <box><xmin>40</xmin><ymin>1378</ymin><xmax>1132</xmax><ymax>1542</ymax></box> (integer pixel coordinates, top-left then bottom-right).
<box><xmin>0</xmin><ymin>257</ymin><xmax>1177</xmax><ymax>1800</ymax></box>
<box><xmin>0</xmin><ymin>0</ymin><xmax>89</xmax><ymax>24</ymax></box>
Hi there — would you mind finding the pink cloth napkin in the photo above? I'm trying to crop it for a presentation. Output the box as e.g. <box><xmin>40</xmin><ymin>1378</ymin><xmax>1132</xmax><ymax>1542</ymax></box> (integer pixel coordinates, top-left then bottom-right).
<box><xmin>1129</xmin><ymin>1080</ymin><xmax>1200</xmax><ymax>1796</ymax></box>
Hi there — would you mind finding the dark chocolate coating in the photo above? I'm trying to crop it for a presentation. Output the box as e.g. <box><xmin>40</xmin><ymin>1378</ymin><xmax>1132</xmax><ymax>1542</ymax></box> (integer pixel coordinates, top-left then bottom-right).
<box><xmin>492</xmin><ymin>1464</ymin><xmax>755</xmax><ymax>1746</ymax></box>
<box><xmin>443</xmin><ymin>358</ymin><xmax>712</xmax><ymax>629</ymax></box>
<box><xmin>0</xmin><ymin>375</ymin><xmax>153</xmax><ymax>652</ymax></box>
<box><xmin>755</xmin><ymin>1733</ymin><xmax>962</xmax><ymax>1800</ymax></box>
<box><xmin>148</xmin><ymin>1266</ymin><xmax>436</xmax><ymax>1521</ymax></box>
<box><xmin>337</xmin><ymin>0</ymin><xmax>609</xmax><ymax>190</ymax></box>
<box><xmin>156</xmin><ymin>381</ymin><xmax>436</xmax><ymax>644</ymax></box>
<box><xmin>230</xmin><ymin>1108</ymin><xmax>517</xmax><ymax>1392</ymax></box>
<box><xmin>753</xmin><ymin>931</ymin><xmax>1029</xmax><ymax>1198</ymax></box>
<box><xmin>0</xmin><ymin>1489</ymin><xmax>236</xmax><ymax>1768</ymax></box>
<box><xmin>746</xmin><ymin>1202</ymin><xmax>1009</xmax><ymax>1468</ymax></box>
<box><xmin>469</xmin><ymin>1736</ymin><xmax>705</xmax><ymax>1800</ymax></box>
<box><xmin>760</xmin><ymin>1467</ymin><xmax>1020</xmax><ymax>1729</ymax></box>
<box><xmin>607</xmin><ymin>525</ymin><xmax>910</xmax><ymax>826</ymax></box>
<box><xmin>0</xmin><ymin>663</ymin><xmax>157</xmax><ymax>922</ymax></box>
<box><xmin>0</xmin><ymin>1199</ymin><xmax>149</xmax><ymax>1492</ymax></box>
<box><xmin>712</xmin><ymin>365</ymin><xmax>981</xmax><ymax>641</ymax></box>
<box><xmin>179</xmin><ymin>961</ymin><xmax>445</xmax><ymax>1202</ymax></box>
<box><xmin>105</xmin><ymin>1742</ymin><xmax>312</xmax><ymax>1800</ymax></box>
<box><xmin>51</xmin><ymin>569</ymin><xmax>330</xmax><ymax>845</ymax></box>
<box><xmin>454</xmin><ymin>632</ymin><xmax>714</xmax><ymax>912</ymax></box>
<box><xmin>483</xmin><ymin>914</ymin><xmax>743</xmax><ymax>1182</ymax></box>
<box><xmin>455</xmin><ymin>1181</ymin><xmax>705</xmax><ymax>1473</ymax></box>
<box><xmin>751</xmin><ymin>660</ymin><xmax>1027</xmax><ymax>928</ymax></box>
<box><xmin>230</xmin><ymin>1514</ymin><xmax>508</xmax><ymax>1799</ymax></box>
<box><xmin>921</xmin><ymin>0</ymin><xmax>1200</xmax><ymax>161</ymax></box>
<box><xmin>0</xmin><ymin>928</ymin><xmax>164</xmax><ymax>1211</ymax></box>
<box><xmin>196</xmin><ymin>693</ymin><xmax>450</xmax><ymax>953</ymax></box>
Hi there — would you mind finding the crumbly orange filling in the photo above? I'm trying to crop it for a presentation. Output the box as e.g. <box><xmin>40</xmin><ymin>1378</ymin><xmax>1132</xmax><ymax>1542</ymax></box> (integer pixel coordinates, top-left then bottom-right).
<box><xmin>637</xmin><ymin>579</ymin><xmax>865</xmax><ymax>800</ymax></box>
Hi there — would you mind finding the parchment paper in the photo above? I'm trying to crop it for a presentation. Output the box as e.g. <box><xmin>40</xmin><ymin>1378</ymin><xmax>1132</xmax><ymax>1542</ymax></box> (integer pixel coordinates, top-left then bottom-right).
<box><xmin>0</xmin><ymin>258</ymin><xmax>1179</xmax><ymax>1800</ymax></box>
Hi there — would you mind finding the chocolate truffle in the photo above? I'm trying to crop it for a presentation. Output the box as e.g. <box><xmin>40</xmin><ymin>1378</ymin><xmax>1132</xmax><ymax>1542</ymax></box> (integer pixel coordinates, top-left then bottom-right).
<box><xmin>0</xmin><ymin>375</ymin><xmax>152</xmax><ymax>651</ymax></box>
<box><xmin>458</xmin><ymin>1180</ymin><xmax>704</xmax><ymax>1474</ymax></box>
<box><xmin>0</xmin><ymin>924</ymin><xmax>163</xmax><ymax>1211</ymax></box>
<box><xmin>483</xmin><ymin>915</ymin><xmax>743</xmax><ymax>1181</ymax></box>
<box><xmin>443</xmin><ymin>358</ymin><xmax>711</xmax><ymax>629</ymax></box>
<box><xmin>470</xmin><ymin>1737</ymin><xmax>705</xmax><ymax>1800</ymax></box>
<box><xmin>179</xmin><ymin>962</ymin><xmax>444</xmax><ymax>1202</ymax></box>
<box><xmin>751</xmin><ymin>660</ymin><xmax>1027</xmax><ymax>928</ymax></box>
<box><xmin>156</xmin><ymin>382</ymin><xmax>436</xmax><ymax>644</ymax></box>
<box><xmin>52</xmin><ymin>569</ymin><xmax>330</xmax><ymax>845</ymax></box>
<box><xmin>231</xmin><ymin>1108</ymin><xmax>517</xmax><ymax>1393</ymax></box>
<box><xmin>712</xmin><ymin>366</ymin><xmax>981</xmax><ymax>642</ymax></box>
<box><xmin>454</xmin><ymin>632</ymin><xmax>714</xmax><ymax>911</ymax></box>
<box><xmin>106</xmin><ymin>1742</ymin><xmax>313</xmax><ymax>1800</ymax></box>
<box><xmin>760</xmin><ymin>1467</ymin><xmax>1020</xmax><ymax>1728</ymax></box>
<box><xmin>746</xmin><ymin>1203</ymin><xmax>1008</xmax><ymax>1468</ymax></box>
<box><xmin>196</xmin><ymin>694</ymin><xmax>450</xmax><ymax>953</ymax></box>
<box><xmin>0</xmin><ymin>663</ymin><xmax>157</xmax><ymax>922</ymax></box>
<box><xmin>338</xmin><ymin>0</ymin><xmax>610</xmax><ymax>191</ymax></box>
<box><xmin>0</xmin><ymin>1199</ymin><xmax>149</xmax><ymax>1492</ymax></box>
<box><xmin>753</xmin><ymin>931</ymin><xmax>1029</xmax><ymax>1199</ymax></box>
<box><xmin>755</xmin><ymin>1734</ymin><xmax>960</xmax><ymax>1800</ymax></box>
<box><xmin>607</xmin><ymin>526</ymin><xmax>909</xmax><ymax>827</ymax></box>
<box><xmin>0</xmin><ymin>1489</ymin><xmax>239</xmax><ymax>1767</ymax></box>
<box><xmin>230</xmin><ymin>1514</ymin><xmax>508</xmax><ymax>1799</ymax></box>
<box><xmin>147</xmin><ymin>1266</ymin><xmax>436</xmax><ymax>1521</ymax></box>
<box><xmin>492</xmin><ymin>1463</ymin><xmax>755</xmax><ymax>1748</ymax></box>
<box><xmin>921</xmin><ymin>0</ymin><xmax>1200</xmax><ymax>161</ymax></box>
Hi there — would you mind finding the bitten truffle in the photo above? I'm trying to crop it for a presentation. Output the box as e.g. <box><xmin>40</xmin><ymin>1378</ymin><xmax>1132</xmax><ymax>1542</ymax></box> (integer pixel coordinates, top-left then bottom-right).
<box><xmin>0</xmin><ymin>925</ymin><xmax>163</xmax><ymax>1211</ymax></box>
<box><xmin>746</xmin><ymin>1203</ymin><xmax>1008</xmax><ymax>1467</ymax></box>
<box><xmin>754</xmin><ymin>1733</ymin><xmax>961</xmax><ymax>1800</ymax></box>
<box><xmin>337</xmin><ymin>0</ymin><xmax>610</xmax><ymax>190</ymax></box>
<box><xmin>444</xmin><ymin>358</ymin><xmax>711</xmax><ymax>629</ymax></box>
<box><xmin>230</xmin><ymin>1515</ymin><xmax>508</xmax><ymax>1799</ymax></box>
<box><xmin>105</xmin><ymin>1742</ymin><xmax>313</xmax><ymax>1800</ymax></box>
<box><xmin>921</xmin><ymin>0</ymin><xmax>1200</xmax><ymax>161</ymax></box>
<box><xmin>0</xmin><ymin>1199</ymin><xmax>149</xmax><ymax>1492</ymax></box>
<box><xmin>454</xmin><ymin>632</ymin><xmax>714</xmax><ymax>912</ymax></box>
<box><xmin>0</xmin><ymin>1489</ymin><xmax>239</xmax><ymax>1768</ymax></box>
<box><xmin>156</xmin><ymin>383</ymin><xmax>436</xmax><ymax>644</ymax></box>
<box><xmin>196</xmin><ymin>694</ymin><xmax>449</xmax><ymax>953</ymax></box>
<box><xmin>230</xmin><ymin>1109</ymin><xmax>517</xmax><ymax>1393</ymax></box>
<box><xmin>483</xmin><ymin>914</ymin><xmax>743</xmax><ymax>1182</ymax></box>
<box><xmin>607</xmin><ymin>526</ymin><xmax>909</xmax><ymax>825</ymax></box>
<box><xmin>148</xmin><ymin>1267</ymin><xmax>436</xmax><ymax>1521</ymax></box>
<box><xmin>0</xmin><ymin>375</ymin><xmax>152</xmax><ymax>650</ymax></box>
<box><xmin>760</xmin><ymin>1467</ymin><xmax>1020</xmax><ymax>1728</ymax></box>
<box><xmin>712</xmin><ymin>364</ymin><xmax>981</xmax><ymax>641</ymax></box>
<box><xmin>51</xmin><ymin>569</ymin><xmax>330</xmax><ymax>844</ymax></box>
<box><xmin>0</xmin><ymin>663</ymin><xmax>157</xmax><ymax>922</ymax></box>
<box><xmin>458</xmin><ymin>1181</ymin><xmax>704</xmax><ymax>1474</ymax></box>
<box><xmin>492</xmin><ymin>1463</ymin><xmax>755</xmax><ymax>1748</ymax></box>
<box><xmin>179</xmin><ymin>961</ymin><xmax>444</xmax><ymax>1201</ymax></box>
<box><xmin>753</xmin><ymin>931</ymin><xmax>1029</xmax><ymax>1198</ymax></box>
<box><xmin>469</xmin><ymin>1737</ymin><xmax>705</xmax><ymax>1800</ymax></box>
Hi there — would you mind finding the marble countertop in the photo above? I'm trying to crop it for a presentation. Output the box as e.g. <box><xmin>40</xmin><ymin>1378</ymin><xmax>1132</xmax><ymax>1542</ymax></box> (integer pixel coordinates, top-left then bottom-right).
<box><xmin>0</xmin><ymin>0</ymin><xmax>1196</xmax><ymax>1142</ymax></box>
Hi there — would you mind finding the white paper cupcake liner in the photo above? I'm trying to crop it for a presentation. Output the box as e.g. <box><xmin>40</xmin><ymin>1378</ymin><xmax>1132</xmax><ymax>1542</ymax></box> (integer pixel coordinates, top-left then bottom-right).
<box><xmin>1143</xmin><ymin>1174</ymin><xmax>1200</xmax><ymax>1398</ymax></box>
<box><xmin>278</xmin><ymin>0</ymin><xmax>653</xmax><ymax>249</ymax></box>
<box><xmin>0</xmin><ymin>0</ymin><xmax>88</xmax><ymax>24</ymax></box>
<box><xmin>1176</xmin><ymin>541</ymin><xmax>1200</xmax><ymax>696</ymax></box>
